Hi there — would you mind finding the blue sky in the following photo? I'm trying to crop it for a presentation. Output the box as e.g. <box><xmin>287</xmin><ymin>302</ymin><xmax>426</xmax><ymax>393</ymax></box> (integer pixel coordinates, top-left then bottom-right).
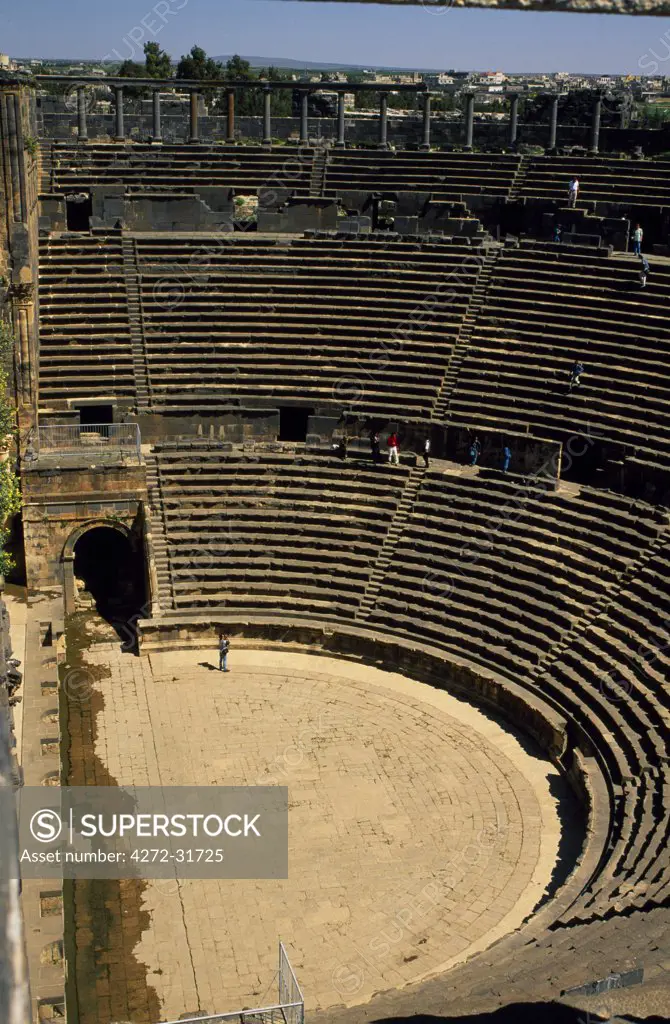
<box><xmin>2</xmin><ymin>0</ymin><xmax>668</xmax><ymax>74</ymax></box>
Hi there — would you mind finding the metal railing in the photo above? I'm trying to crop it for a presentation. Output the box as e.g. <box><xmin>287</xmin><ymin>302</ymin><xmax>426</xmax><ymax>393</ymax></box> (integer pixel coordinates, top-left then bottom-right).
<box><xmin>160</xmin><ymin>943</ymin><xmax>304</xmax><ymax>1024</ymax></box>
<box><xmin>33</xmin><ymin>423</ymin><xmax>141</xmax><ymax>462</ymax></box>
<box><xmin>278</xmin><ymin>941</ymin><xmax>304</xmax><ymax>1024</ymax></box>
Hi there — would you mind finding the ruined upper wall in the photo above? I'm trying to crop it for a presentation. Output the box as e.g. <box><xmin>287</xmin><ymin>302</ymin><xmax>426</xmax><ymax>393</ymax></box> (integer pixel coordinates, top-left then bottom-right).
<box><xmin>0</xmin><ymin>75</ymin><xmax>41</xmax><ymax>429</ymax></box>
<box><xmin>290</xmin><ymin>0</ymin><xmax>667</xmax><ymax>15</ymax></box>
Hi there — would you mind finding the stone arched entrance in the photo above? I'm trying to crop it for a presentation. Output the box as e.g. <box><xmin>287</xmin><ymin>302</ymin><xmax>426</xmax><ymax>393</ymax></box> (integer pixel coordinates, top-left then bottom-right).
<box><xmin>62</xmin><ymin>521</ymin><xmax>146</xmax><ymax>640</ymax></box>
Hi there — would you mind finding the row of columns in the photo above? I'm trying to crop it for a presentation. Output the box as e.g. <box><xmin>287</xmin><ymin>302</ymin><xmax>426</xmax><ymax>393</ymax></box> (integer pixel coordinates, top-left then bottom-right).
<box><xmin>76</xmin><ymin>85</ymin><xmax>607</xmax><ymax>153</ymax></box>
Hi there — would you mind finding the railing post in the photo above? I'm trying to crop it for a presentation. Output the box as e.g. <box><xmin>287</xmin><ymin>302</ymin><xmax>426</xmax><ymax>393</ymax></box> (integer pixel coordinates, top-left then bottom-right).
<box><xmin>508</xmin><ymin>92</ymin><xmax>519</xmax><ymax>147</ymax></box>
<box><xmin>589</xmin><ymin>91</ymin><xmax>602</xmax><ymax>155</ymax></box>
<box><xmin>378</xmin><ymin>92</ymin><xmax>389</xmax><ymax>149</ymax></box>
<box><xmin>336</xmin><ymin>92</ymin><xmax>346</xmax><ymax>148</ymax></box>
<box><xmin>548</xmin><ymin>93</ymin><xmax>559</xmax><ymax>152</ymax></box>
<box><xmin>421</xmin><ymin>92</ymin><xmax>431</xmax><ymax>150</ymax></box>
<box><xmin>114</xmin><ymin>85</ymin><xmax>125</xmax><ymax>141</ymax></box>
<box><xmin>299</xmin><ymin>90</ymin><xmax>309</xmax><ymax>145</ymax></box>
<box><xmin>226</xmin><ymin>88</ymin><xmax>236</xmax><ymax>143</ymax></box>
<box><xmin>152</xmin><ymin>89</ymin><xmax>162</xmax><ymax>142</ymax></box>
<box><xmin>189</xmin><ymin>90</ymin><xmax>200</xmax><ymax>143</ymax></box>
<box><xmin>463</xmin><ymin>92</ymin><xmax>474</xmax><ymax>150</ymax></box>
<box><xmin>263</xmin><ymin>86</ymin><xmax>272</xmax><ymax>146</ymax></box>
<box><xmin>77</xmin><ymin>85</ymin><xmax>88</xmax><ymax>142</ymax></box>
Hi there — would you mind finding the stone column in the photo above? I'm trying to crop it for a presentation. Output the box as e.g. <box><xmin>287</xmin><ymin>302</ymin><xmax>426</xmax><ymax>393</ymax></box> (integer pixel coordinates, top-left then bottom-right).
<box><xmin>114</xmin><ymin>85</ymin><xmax>125</xmax><ymax>141</ymax></box>
<box><xmin>263</xmin><ymin>86</ymin><xmax>272</xmax><ymax>146</ymax></box>
<box><xmin>77</xmin><ymin>86</ymin><xmax>88</xmax><ymax>141</ymax></box>
<box><xmin>463</xmin><ymin>92</ymin><xmax>474</xmax><ymax>150</ymax></box>
<box><xmin>189</xmin><ymin>90</ymin><xmax>200</xmax><ymax>143</ymax></box>
<box><xmin>226</xmin><ymin>89</ymin><xmax>236</xmax><ymax>143</ymax></box>
<box><xmin>548</xmin><ymin>93</ymin><xmax>559</xmax><ymax>152</ymax></box>
<box><xmin>378</xmin><ymin>92</ymin><xmax>389</xmax><ymax>149</ymax></box>
<box><xmin>589</xmin><ymin>92</ymin><xmax>602</xmax><ymax>154</ymax></box>
<box><xmin>300</xmin><ymin>90</ymin><xmax>309</xmax><ymax>145</ymax></box>
<box><xmin>152</xmin><ymin>89</ymin><xmax>161</xmax><ymax>142</ymax></box>
<box><xmin>508</xmin><ymin>93</ymin><xmax>519</xmax><ymax>147</ymax></box>
<box><xmin>421</xmin><ymin>93</ymin><xmax>431</xmax><ymax>150</ymax></box>
<box><xmin>336</xmin><ymin>92</ymin><xmax>346</xmax><ymax>148</ymax></box>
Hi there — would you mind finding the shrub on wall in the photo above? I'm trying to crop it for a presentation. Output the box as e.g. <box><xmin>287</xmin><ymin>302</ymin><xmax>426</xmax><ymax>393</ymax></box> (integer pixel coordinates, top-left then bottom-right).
<box><xmin>0</xmin><ymin>320</ymin><xmax>22</xmax><ymax>576</ymax></box>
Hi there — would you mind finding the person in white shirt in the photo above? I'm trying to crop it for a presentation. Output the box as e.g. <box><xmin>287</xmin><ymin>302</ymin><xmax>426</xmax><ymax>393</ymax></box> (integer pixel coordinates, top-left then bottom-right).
<box><xmin>632</xmin><ymin>224</ymin><xmax>643</xmax><ymax>256</ymax></box>
<box><xmin>568</xmin><ymin>177</ymin><xmax>579</xmax><ymax>207</ymax></box>
<box><xmin>423</xmin><ymin>438</ymin><xmax>431</xmax><ymax>469</ymax></box>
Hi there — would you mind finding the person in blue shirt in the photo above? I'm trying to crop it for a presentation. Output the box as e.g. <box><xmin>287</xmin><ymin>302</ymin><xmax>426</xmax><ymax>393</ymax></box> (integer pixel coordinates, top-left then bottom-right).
<box><xmin>469</xmin><ymin>437</ymin><xmax>481</xmax><ymax>466</ymax></box>
<box><xmin>219</xmin><ymin>634</ymin><xmax>230</xmax><ymax>672</ymax></box>
<box><xmin>569</xmin><ymin>361</ymin><xmax>584</xmax><ymax>391</ymax></box>
<box><xmin>639</xmin><ymin>255</ymin><xmax>650</xmax><ymax>288</ymax></box>
<box><xmin>502</xmin><ymin>446</ymin><xmax>512</xmax><ymax>473</ymax></box>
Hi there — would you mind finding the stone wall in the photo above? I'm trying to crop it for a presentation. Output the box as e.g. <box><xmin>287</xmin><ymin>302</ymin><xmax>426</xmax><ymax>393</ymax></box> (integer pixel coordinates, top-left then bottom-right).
<box><xmin>0</xmin><ymin>78</ymin><xmax>41</xmax><ymax>430</ymax></box>
<box><xmin>0</xmin><ymin>590</ymin><xmax>31</xmax><ymax>1024</ymax></box>
<box><xmin>21</xmin><ymin>460</ymin><xmax>147</xmax><ymax>592</ymax></box>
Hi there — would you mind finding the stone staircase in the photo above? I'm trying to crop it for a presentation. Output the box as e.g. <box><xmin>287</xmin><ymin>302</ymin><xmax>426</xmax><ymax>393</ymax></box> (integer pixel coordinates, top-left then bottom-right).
<box><xmin>38</xmin><ymin>141</ymin><xmax>55</xmax><ymax>193</ymax></box>
<box><xmin>121</xmin><ymin>236</ymin><xmax>151</xmax><ymax>412</ymax></box>
<box><xmin>309</xmin><ymin>148</ymin><xmax>328</xmax><ymax>197</ymax></box>
<box><xmin>354</xmin><ymin>465</ymin><xmax>426</xmax><ymax>621</ymax></box>
<box><xmin>431</xmin><ymin>245</ymin><xmax>502</xmax><ymax>422</ymax></box>
<box><xmin>145</xmin><ymin>456</ymin><xmax>175</xmax><ymax>610</ymax></box>
<box><xmin>508</xmin><ymin>151</ymin><xmax>531</xmax><ymax>200</ymax></box>
<box><xmin>530</xmin><ymin>520</ymin><xmax>670</xmax><ymax>689</ymax></box>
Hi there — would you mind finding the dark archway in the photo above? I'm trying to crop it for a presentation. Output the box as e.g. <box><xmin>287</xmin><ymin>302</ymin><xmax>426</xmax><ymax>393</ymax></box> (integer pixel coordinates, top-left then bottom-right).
<box><xmin>72</xmin><ymin>526</ymin><xmax>146</xmax><ymax>648</ymax></box>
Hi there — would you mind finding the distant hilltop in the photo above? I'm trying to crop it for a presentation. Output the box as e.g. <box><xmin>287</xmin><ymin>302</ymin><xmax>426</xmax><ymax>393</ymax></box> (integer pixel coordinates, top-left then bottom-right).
<box><xmin>212</xmin><ymin>54</ymin><xmax>446</xmax><ymax>72</ymax></box>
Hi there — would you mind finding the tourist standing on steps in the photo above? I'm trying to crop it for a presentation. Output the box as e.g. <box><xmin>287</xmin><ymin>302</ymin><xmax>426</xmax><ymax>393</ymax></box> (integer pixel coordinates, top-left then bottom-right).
<box><xmin>568</xmin><ymin>177</ymin><xmax>579</xmax><ymax>207</ymax></box>
<box><xmin>469</xmin><ymin>437</ymin><xmax>481</xmax><ymax>467</ymax></box>
<box><xmin>219</xmin><ymin>634</ymin><xmax>230</xmax><ymax>672</ymax></box>
<box><xmin>387</xmin><ymin>432</ymin><xmax>399</xmax><ymax>466</ymax></box>
<box><xmin>569</xmin><ymin>360</ymin><xmax>585</xmax><ymax>391</ymax></box>
<box><xmin>553</xmin><ymin>224</ymin><xmax>562</xmax><ymax>244</ymax></box>
<box><xmin>370</xmin><ymin>431</ymin><xmax>381</xmax><ymax>463</ymax></box>
<box><xmin>423</xmin><ymin>437</ymin><xmax>431</xmax><ymax>469</ymax></box>
<box><xmin>502</xmin><ymin>446</ymin><xmax>512</xmax><ymax>473</ymax></box>
<box><xmin>632</xmin><ymin>224</ymin><xmax>643</xmax><ymax>256</ymax></box>
<box><xmin>639</xmin><ymin>254</ymin><xmax>650</xmax><ymax>289</ymax></box>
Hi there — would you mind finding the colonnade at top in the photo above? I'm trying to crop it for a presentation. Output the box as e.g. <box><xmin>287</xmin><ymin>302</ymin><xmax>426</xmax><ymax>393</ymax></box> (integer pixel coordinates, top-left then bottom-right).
<box><xmin>36</xmin><ymin>76</ymin><xmax>613</xmax><ymax>153</ymax></box>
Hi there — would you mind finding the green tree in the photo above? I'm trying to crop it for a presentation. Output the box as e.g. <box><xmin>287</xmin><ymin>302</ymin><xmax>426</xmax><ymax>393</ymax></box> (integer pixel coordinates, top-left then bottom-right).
<box><xmin>117</xmin><ymin>58</ymin><xmax>148</xmax><ymax>101</ymax></box>
<box><xmin>176</xmin><ymin>45</ymin><xmax>224</xmax><ymax>81</ymax></box>
<box><xmin>117</xmin><ymin>59</ymin><xmax>145</xmax><ymax>79</ymax></box>
<box><xmin>225</xmin><ymin>55</ymin><xmax>255</xmax><ymax>81</ymax></box>
<box><xmin>144</xmin><ymin>42</ymin><xmax>172</xmax><ymax>79</ymax></box>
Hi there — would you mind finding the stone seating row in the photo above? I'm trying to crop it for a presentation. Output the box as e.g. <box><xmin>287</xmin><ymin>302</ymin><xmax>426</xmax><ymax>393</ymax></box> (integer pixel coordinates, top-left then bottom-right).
<box><xmin>521</xmin><ymin>155</ymin><xmax>670</xmax><ymax>207</ymax></box>
<box><xmin>325</xmin><ymin>150</ymin><xmax>521</xmax><ymax>198</ymax></box>
<box><xmin>449</xmin><ymin>247</ymin><xmax>670</xmax><ymax>465</ymax></box>
<box><xmin>366</xmin><ymin>472</ymin><xmax>662</xmax><ymax>677</ymax></box>
<box><xmin>44</xmin><ymin>143</ymin><xmax>314</xmax><ymax>193</ymax></box>
<box><xmin>38</xmin><ymin>234</ymin><xmax>135</xmax><ymax>406</ymax></box>
<box><xmin>537</xmin><ymin>544</ymin><xmax>670</xmax><ymax>921</ymax></box>
<box><xmin>150</xmin><ymin>448</ymin><xmax>410</xmax><ymax>617</ymax></box>
<box><xmin>132</xmin><ymin>235</ymin><xmax>482</xmax><ymax>416</ymax></box>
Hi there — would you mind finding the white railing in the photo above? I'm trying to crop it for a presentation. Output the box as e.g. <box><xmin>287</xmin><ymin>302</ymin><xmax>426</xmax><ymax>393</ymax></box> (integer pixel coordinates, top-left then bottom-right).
<box><xmin>34</xmin><ymin>423</ymin><xmax>141</xmax><ymax>461</ymax></box>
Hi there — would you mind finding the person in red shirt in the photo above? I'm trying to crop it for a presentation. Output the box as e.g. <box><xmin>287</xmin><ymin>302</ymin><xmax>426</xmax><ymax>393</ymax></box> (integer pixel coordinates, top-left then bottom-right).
<box><xmin>387</xmin><ymin>432</ymin><xmax>399</xmax><ymax>466</ymax></box>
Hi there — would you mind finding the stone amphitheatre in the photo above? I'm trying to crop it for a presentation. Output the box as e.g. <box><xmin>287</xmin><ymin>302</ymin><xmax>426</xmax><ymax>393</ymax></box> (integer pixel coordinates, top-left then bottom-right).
<box><xmin>1</xmin><ymin>48</ymin><xmax>670</xmax><ymax>1024</ymax></box>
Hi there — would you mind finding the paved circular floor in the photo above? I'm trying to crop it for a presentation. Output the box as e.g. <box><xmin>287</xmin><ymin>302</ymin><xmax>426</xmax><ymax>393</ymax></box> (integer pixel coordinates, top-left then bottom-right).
<box><xmin>84</xmin><ymin>643</ymin><xmax>567</xmax><ymax>1018</ymax></box>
